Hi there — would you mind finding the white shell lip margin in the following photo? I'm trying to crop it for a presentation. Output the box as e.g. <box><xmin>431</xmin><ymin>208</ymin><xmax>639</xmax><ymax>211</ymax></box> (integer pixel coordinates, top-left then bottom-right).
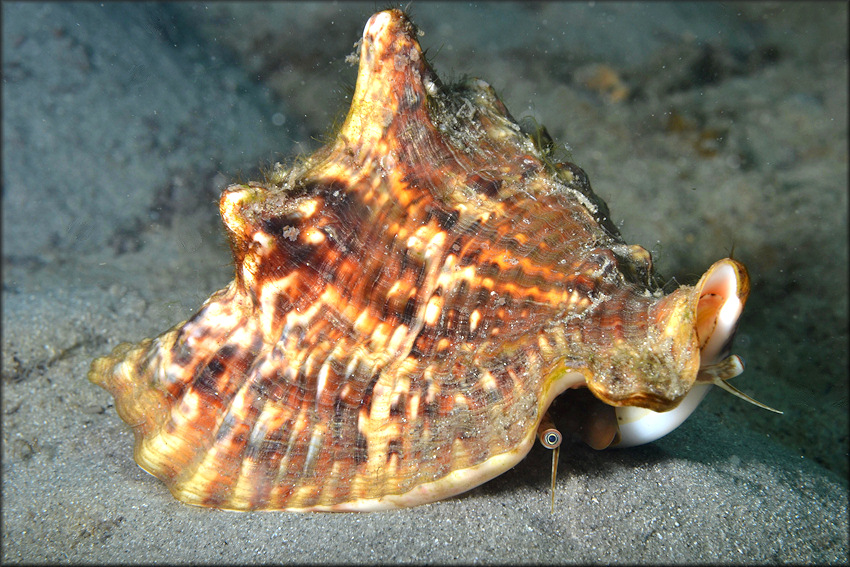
<box><xmin>613</xmin><ymin>384</ymin><xmax>711</xmax><ymax>448</ymax></box>
<box><xmin>611</xmin><ymin>260</ymin><xmax>744</xmax><ymax>448</ymax></box>
<box><xmin>698</xmin><ymin>261</ymin><xmax>743</xmax><ymax>365</ymax></box>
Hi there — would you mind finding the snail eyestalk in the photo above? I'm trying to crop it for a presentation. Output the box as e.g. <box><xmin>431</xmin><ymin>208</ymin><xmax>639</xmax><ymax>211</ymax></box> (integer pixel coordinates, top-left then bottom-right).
<box><xmin>697</xmin><ymin>355</ymin><xmax>783</xmax><ymax>414</ymax></box>
<box><xmin>537</xmin><ymin>412</ymin><xmax>562</xmax><ymax>513</ymax></box>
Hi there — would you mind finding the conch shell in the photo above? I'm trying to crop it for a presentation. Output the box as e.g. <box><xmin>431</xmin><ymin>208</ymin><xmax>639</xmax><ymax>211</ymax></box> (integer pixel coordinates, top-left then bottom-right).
<box><xmin>89</xmin><ymin>9</ymin><xmax>770</xmax><ymax>512</ymax></box>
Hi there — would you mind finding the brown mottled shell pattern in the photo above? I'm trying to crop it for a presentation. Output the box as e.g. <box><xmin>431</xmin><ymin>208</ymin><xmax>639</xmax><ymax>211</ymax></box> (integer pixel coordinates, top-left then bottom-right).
<box><xmin>89</xmin><ymin>10</ymin><xmax>750</xmax><ymax>511</ymax></box>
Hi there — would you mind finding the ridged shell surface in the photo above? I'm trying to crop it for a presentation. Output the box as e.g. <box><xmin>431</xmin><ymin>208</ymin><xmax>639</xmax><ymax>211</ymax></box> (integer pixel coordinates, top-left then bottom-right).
<box><xmin>89</xmin><ymin>9</ymin><xmax>749</xmax><ymax>511</ymax></box>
